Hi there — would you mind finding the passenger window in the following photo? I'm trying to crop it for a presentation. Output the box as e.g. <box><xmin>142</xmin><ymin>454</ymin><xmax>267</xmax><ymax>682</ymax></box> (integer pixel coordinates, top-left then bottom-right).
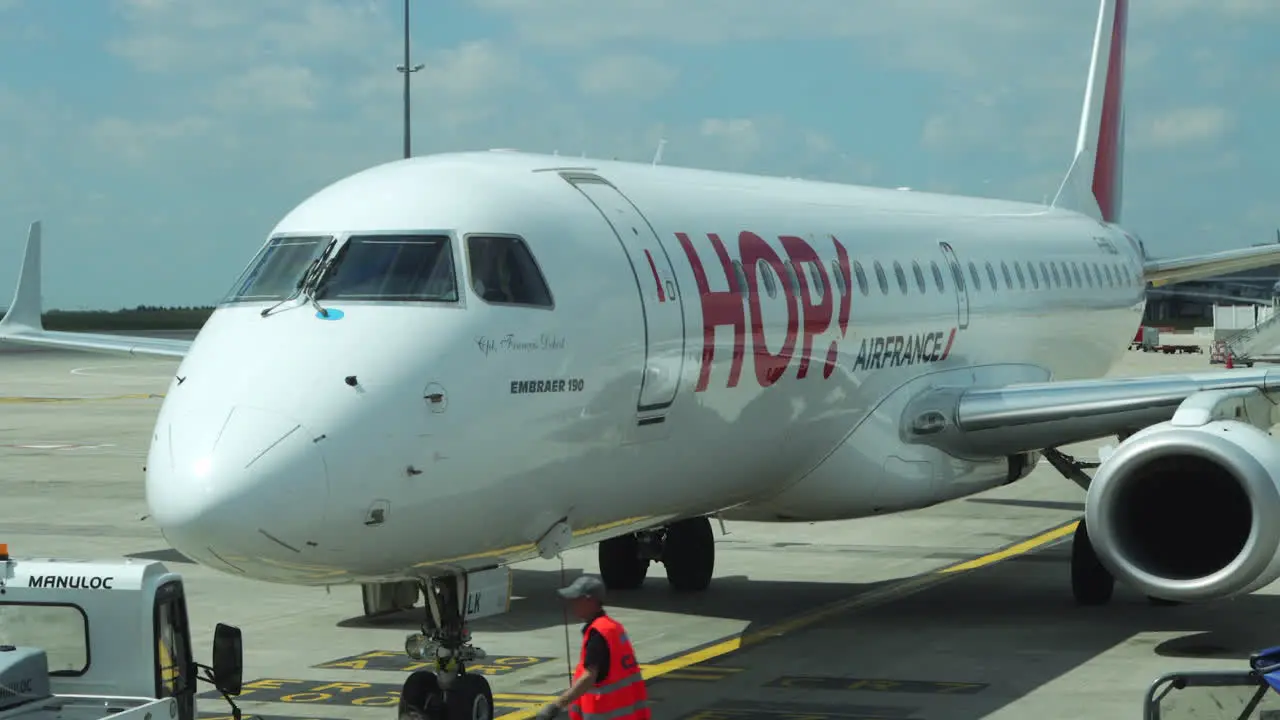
<box><xmin>732</xmin><ymin>260</ymin><xmax>749</xmax><ymax>295</ymax></box>
<box><xmin>874</xmin><ymin>261</ymin><xmax>889</xmax><ymax>295</ymax></box>
<box><xmin>1014</xmin><ymin>262</ymin><xmax>1025</xmax><ymax>289</ymax></box>
<box><xmin>1071</xmin><ymin>262</ymin><xmax>1083</xmax><ymax>287</ymax></box>
<box><xmin>893</xmin><ymin>261</ymin><xmax>908</xmax><ymax>294</ymax></box>
<box><xmin>1091</xmin><ymin>262</ymin><xmax>1102</xmax><ymax>287</ymax></box>
<box><xmin>912</xmin><ymin>261</ymin><xmax>927</xmax><ymax>293</ymax></box>
<box><xmin>808</xmin><ymin>262</ymin><xmax>825</xmax><ymax>296</ymax></box>
<box><xmin>784</xmin><ymin>261</ymin><xmax>800</xmax><ymax>294</ymax></box>
<box><xmin>225</xmin><ymin>234</ymin><xmax>331</xmax><ymax>302</ymax></box>
<box><xmin>1027</xmin><ymin>262</ymin><xmax>1040</xmax><ymax>289</ymax></box>
<box><xmin>1050</xmin><ymin>263</ymin><xmax>1061</xmax><ymax>287</ymax></box>
<box><xmin>985</xmin><ymin>262</ymin><xmax>998</xmax><ymax>292</ymax></box>
<box><xmin>315</xmin><ymin>234</ymin><xmax>459</xmax><ymax>303</ymax></box>
<box><xmin>1001</xmin><ymin>261</ymin><xmax>1013</xmax><ymax>289</ymax></box>
<box><xmin>831</xmin><ymin>260</ymin><xmax>847</xmax><ymax>296</ymax></box>
<box><xmin>968</xmin><ymin>261</ymin><xmax>981</xmax><ymax>291</ymax></box>
<box><xmin>1060</xmin><ymin>262</ymin><xmax>1071</xmax><ymax>287</ymax></box>
<box><xmin>1039</xmin><ymin>262</ymin><xmax>1050</xmax><ymax>287</ymax></box>
<box><xmin>930</xmin><ymin>262</ymin><xmax>946</xmax><ymax>292</ymax></box>
<box><xmin>854</xmin><ymin>262</ymin><xmax>870</xmax><ymax>295</ymax></box>
<box><xmin>758</xmin><ymin>260</ymin><xmax>778</xmax><ymax>298</ymax></box>
<box><xmin>460</xmin><ymin>235</ymin><xmax>551</xmax><ymax>307</ymax></box>
<box><xmin>1104</xmin><ymin>264</ymin><xmax>1114</xmax><ymax>286</ymax></box>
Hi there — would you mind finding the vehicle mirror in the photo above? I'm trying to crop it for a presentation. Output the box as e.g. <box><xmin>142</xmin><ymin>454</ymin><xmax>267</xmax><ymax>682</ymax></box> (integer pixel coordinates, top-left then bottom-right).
<box><xmin>211</xmin><ymin>623</ymin><xmax>243</xmax><ymax>696</ymax></box>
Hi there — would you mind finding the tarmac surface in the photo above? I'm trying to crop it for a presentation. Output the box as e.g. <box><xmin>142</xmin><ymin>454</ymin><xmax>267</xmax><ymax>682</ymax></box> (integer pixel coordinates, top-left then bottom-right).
<box><xmin>3</xmin><ymin>332</ymin><xmax>1279</xmax><ymax>720</ymax></box>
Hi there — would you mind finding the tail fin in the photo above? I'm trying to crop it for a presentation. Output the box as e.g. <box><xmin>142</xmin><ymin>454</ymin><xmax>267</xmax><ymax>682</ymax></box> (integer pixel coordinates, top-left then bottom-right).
<box><xmin>1051</xmin><ymin>0</ymin><xmax>1127</xmax><ymax>225</ymax></box>
<box><xmin>0</xmin><ymin>221</ymin><xmax>45</xmax><ymax>333</ymax></box>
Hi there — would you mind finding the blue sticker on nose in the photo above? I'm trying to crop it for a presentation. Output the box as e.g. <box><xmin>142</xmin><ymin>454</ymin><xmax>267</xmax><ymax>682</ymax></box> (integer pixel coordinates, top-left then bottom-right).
<box><xmin>316</xmin><ymin>308</ymin><xmax>344</xmax><ymax>320</ymax></box>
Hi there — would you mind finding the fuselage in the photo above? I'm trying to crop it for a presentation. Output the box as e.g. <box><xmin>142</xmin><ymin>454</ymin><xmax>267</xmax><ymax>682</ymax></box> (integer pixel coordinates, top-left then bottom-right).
<box><xmin>143</xmin><ymin>150</ymin><xmax>1148</xmax><ymax>585</ymax></box>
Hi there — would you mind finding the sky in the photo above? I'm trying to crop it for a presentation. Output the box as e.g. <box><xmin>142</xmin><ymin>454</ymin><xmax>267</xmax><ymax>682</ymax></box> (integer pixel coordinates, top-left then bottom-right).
<box><xmin>0</xmin><ymin>0</ymin><xmax>1278</xmax><ymax>310</ymax></box>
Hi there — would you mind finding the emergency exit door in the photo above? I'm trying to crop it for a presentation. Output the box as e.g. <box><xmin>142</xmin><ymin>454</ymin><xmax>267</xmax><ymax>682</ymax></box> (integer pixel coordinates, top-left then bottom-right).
<box><xmin>563</xmin><ymin>173</ymin><xmax>686</xmax><ymax>414</ymax></box>
<box><xmin>938</xmin><ymin>241</ymin><xmax>970</xmax><ymax>330</ymax></box>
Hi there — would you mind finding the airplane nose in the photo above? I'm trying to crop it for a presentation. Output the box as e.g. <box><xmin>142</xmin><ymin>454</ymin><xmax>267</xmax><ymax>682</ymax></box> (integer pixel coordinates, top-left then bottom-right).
<box><xmin>145</xmin><ymin>403</ymin><xmax>330</xmax><ymax>564</ymax></box>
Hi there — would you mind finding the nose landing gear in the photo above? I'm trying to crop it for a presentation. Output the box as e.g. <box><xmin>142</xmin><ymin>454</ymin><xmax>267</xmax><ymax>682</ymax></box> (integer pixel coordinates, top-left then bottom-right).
<box><xmin>398</xmin><ymin>574</ymin><xmax>495</xmax><ymax>720</ymax></box>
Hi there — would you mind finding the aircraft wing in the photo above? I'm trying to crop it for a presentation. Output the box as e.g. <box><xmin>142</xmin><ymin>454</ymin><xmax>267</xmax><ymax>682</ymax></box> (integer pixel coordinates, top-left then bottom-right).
<box><xmin>903</xmin><ymin>367</ymin><xmax>1280</xmax><ymax>459</ymax></box>
<box><xmin>0</xmin><ymin>222</ymin><xmax>192</xmax><ymax>359</ymax></box>
<box><xmin>1143</xmin><ymin>241</ymin><xmax>1280</xmax><ymax>287</ymax></box>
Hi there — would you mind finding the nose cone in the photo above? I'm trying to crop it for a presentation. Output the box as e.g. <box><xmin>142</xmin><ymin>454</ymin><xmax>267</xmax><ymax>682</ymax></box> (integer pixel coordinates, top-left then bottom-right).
<box><xmin>146</xmin><ymin>403</ymin><xmax>330</xmax><ymax>573</ymax></box>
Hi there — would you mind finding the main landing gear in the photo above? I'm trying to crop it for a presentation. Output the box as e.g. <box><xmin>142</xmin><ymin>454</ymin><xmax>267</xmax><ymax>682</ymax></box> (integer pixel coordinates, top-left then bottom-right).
<box><xmin>1043</xmin><ymin>447</ymin><xmax>1181</xmax><ymax>608</ymax></box>
<box><xmin>597</xmin><ymin>515</ymin><xmax>716</xmax><ymax>591</ymax></box>
<box><xmin>398</xmin><ymin>574</ymin><xmax>494</xmax><ymax>720</ymax></box>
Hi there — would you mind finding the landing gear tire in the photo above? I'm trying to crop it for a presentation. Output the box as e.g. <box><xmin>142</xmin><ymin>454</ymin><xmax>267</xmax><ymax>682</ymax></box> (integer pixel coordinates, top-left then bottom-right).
<box><xmin>662</xmin><ymin>516</ymin><xmax>715</xmax><ymax>592</ymax></box>
<box><xmin>599</xmin><ymin>534</ymin><xmax>649</xmax><ymax>590</ymax></box>
<box><xmin>398</xmin><ymin>670</ymin><xmax>444</xmax><ymax>720</ymax></box>
<box><xmin>445</xmin><ymin>673</ymin><xmax>494</xmax><ymax>720</ymax></box>
<box><xmin>1071</xmin><ymin>520</ymin><xmax>1114</xmax><ymax>606</ymax></box>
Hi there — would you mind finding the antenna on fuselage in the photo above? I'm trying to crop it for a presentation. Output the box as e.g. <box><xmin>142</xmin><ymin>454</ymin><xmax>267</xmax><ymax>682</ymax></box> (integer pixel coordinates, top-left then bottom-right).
<box><xmin>652</xmin><ymin>138</ymin><xmax>667</xmax><ymax>166</ymax></box>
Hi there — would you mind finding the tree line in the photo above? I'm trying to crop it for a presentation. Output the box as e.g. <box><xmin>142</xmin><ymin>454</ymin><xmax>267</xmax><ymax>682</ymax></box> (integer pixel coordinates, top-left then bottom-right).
<box><xmin>0</xmin><ymin>305</ymin><xmax>215</xmax><ymax>331</ymax></box>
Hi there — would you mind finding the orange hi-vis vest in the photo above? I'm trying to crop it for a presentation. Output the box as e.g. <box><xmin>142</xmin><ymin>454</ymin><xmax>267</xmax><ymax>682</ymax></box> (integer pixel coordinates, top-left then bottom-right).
<box><xmin>569</xmin><ymin>614</ymin><xmax>650</xmax><ymax>720</ymax></box>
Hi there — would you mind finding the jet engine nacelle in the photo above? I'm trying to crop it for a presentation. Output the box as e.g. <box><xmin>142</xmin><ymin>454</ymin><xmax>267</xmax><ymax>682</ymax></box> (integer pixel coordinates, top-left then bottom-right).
<box><xmin>1085</xmin><ymin>419</ymin><xmax>1280</xmax><ymax>602</ymax></box>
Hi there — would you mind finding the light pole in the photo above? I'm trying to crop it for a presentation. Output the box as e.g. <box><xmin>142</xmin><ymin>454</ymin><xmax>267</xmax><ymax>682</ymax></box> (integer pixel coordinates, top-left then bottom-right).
<box><xmin>396</xmin><ymin>0</ymin><xmax>424</xmax><ymax>159</ymax></box>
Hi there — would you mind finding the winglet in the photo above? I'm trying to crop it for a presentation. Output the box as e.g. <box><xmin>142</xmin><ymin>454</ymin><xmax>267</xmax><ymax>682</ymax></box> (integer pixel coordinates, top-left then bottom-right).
<box><xmin>0</xmin><ymin>221</ymin><xmax>45</xmax><ymax>333</ymax></box>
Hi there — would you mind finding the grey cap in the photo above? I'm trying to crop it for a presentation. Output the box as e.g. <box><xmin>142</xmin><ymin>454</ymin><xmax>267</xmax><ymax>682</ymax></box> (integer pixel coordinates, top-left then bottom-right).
<box><xmin>557</xmin><ymin>575</ymin><xmax>606</xmax><ymax>602</ymax></box>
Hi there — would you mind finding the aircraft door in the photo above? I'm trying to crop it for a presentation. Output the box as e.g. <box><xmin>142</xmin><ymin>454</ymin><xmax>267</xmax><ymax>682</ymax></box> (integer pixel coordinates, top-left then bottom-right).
<box><xmin>562</xmin><ymin>173</ymin><xmax>686</xmax><ymax>415</ymax></box>
<box><xmin>937</xmin><ymin>241</ymin><xmax>970</xmax><ymax>330</ymax></box>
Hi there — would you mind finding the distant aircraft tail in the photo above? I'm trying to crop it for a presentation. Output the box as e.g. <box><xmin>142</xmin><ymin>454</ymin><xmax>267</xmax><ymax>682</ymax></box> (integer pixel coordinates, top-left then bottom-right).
<box><xmin>0</xmin><ymin>221</ymin><xmax>191</xmax><ymax>357</ymax></box>
<box><xmin>1051</xmin><ymin>0</ymin><xmax>1127</xmax><ymax>225</ymax></box>
<box><xmin>0</xmin><ymin>221</ymin><xmax>44</xmax><ymax>332</ymax></box>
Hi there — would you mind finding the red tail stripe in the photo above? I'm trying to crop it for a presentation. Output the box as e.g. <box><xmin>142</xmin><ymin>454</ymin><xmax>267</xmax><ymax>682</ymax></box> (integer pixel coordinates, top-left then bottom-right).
<box><xmin>1093</xmin><ymin>0</ymin><xmax>1127</xmax><ymax>224</ymax></box>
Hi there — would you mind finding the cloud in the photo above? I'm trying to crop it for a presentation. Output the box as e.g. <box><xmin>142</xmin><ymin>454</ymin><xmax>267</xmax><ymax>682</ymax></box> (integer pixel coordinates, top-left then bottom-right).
<box><xmin>88</xmin><ymin>116</ymin><xmax>216</xmax><ymax>165</ymax></box>
<box><xmin>700</xmin><ymin>118</ymin><xmax>762</xmax><ymax>160</ymax></box>
<box><xmin>1138</xmin><ymin>106</ymin><xmax>1232</xmax><ymax>149</ymax></box>
<box><xmin>577</xmin><ymin>55</ymin><xmax>679</xmax><ymax>100</ymax></box>
<box><xmin>1143</xmin><ymin>0</ymin><xmax>1280</xmax><ymax>19</ymax></box>
<box><xmin>0</xmin><ymin>0</ymin><xmax>1275</xmax><ymax>308</ymax></box>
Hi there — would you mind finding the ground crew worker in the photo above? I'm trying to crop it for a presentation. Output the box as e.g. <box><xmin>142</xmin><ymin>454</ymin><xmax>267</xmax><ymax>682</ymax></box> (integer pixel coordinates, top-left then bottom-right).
<box><xmin>535</xmin><ymin>575</ymin><xmax>650</xmax><ymax>720</ymax></box>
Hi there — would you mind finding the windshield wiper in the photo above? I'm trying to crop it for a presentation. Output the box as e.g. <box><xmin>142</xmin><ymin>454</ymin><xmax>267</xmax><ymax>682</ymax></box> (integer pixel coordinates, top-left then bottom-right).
<box><xmin>305</xmin><ymin>239</ymin><xmax>353</xmax><ymax>305</ymax></box>
<box><xmin>260</xmin><ymin>238</ymin><xmax>337</xmax><ymax>318</ymax></box>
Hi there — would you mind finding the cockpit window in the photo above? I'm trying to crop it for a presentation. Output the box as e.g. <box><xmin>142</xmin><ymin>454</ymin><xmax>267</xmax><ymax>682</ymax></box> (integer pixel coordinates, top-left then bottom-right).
<box><xmin>466</xmin><ymin>235</ymin><xmax>553</xmax><ymax>308</ymax></box>
<box><xmin>314</xmin><ymin>235</ymin><xmax>458</xmax><ymax>302</ymax></box>
<box><xmin>224</xmin><ymin>235</ymin><xmax>331</xmax><ymax>302</ymax></box>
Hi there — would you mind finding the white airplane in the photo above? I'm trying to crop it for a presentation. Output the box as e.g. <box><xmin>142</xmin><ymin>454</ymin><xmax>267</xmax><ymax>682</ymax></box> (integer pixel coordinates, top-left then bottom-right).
<box><xmin>7</xmin><ymin>0</ymin><xmax>1280</xmax><ymax>713</ymax></box>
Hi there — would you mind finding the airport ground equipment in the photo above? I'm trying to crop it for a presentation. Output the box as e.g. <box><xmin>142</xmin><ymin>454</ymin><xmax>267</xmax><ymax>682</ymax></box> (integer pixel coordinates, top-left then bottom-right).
<box><xmin>1213</xmin><ymin>310</ymin><xmax>1280</xmax><ymax>367</ymax></box>
<box><xmin>1144</xmin><ymin>646</ymin><xmax>1280</xmax><ymax>719</ymax></box>
<box><xmin>0</xmin><ymin>543</ymin><xmax>245</xmax><ymax>720</ymax></box>
<box><xmin>1132</xmin><ymin>326</ymin><xmax>1202</xmax><ymax>355</ymax></box>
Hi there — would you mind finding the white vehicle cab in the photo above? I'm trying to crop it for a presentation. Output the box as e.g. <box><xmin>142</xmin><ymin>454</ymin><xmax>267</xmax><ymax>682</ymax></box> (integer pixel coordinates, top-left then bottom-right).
<box><xmin>0</xmin><ymin>544</ymin><xmax>246</xmax><ymax>720</ymax></box>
